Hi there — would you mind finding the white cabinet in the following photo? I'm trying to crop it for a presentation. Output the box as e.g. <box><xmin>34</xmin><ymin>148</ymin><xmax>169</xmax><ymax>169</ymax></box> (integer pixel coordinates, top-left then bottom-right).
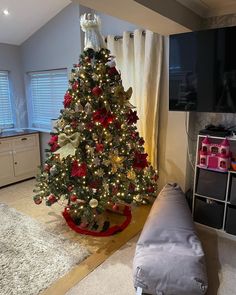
<box><xmin>0</xmin><ymin>151</ymin><xmax>15</xmax><ymax>185</ymax></box>
<box><xmin>0</xmin><ymin>133</ymin><xmax>40</xmax><ymax>187</ymax></box>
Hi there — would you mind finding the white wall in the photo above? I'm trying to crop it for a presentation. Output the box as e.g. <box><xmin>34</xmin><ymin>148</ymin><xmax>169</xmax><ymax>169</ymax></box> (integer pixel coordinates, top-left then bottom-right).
<box><xmin>0</xmin><ymin>44</ymin><xmax>27</xmax><ymax>128</ymax></box>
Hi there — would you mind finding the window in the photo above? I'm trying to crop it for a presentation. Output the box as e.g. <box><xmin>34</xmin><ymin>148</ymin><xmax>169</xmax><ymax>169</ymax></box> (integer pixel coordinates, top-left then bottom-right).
<box><xmin>28</xmin><ymin>69</ymin><xmax>68</xmax><ymax>130</ymax></box>
<box><xmin>0</xmin><ymin>71</ymin><xmax>14</xmax><ymax>129</ymax></box>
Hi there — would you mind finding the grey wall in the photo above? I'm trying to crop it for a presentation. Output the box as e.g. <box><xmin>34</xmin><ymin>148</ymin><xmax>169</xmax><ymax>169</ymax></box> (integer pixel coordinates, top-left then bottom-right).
<box><xmin>98</xmin><ymin>12</ymin><xmax>140</xmax><ymax>36</ymax></box>
<box><xmin>21</xmin><ymin>3</ymin><xmax>82</xmax><ymax>73</ymax></box>
<box><xmin>20</xmin><ymin>2</ymin><xmax>83</xmax><ymax>162</ymax></box>
<box><xmin>0</xmin><ymin>43</ymin><xmax>27</xmax><ymax>128</ymax></box>
<box><xmin>19</xmin><ymin>2</ymin><xmax>140</xmax><ymax>162</ymax></box>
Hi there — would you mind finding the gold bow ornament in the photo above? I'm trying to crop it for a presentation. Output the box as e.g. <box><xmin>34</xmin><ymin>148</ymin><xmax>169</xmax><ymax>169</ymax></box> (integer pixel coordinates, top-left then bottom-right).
<box><xmin>54</xmin><ymin>132</ymin><xmax>80</xmax><ymax>159</ymax></box>
<box><xmin>113</xmin><ymin>86</ymin><xmax>135</xmax><ymax>108</ymax></box>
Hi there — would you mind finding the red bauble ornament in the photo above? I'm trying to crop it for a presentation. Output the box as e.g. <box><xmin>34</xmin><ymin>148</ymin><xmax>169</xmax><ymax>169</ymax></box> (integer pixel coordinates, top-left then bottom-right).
<box><xmin>92</xmin><ymin>86</ymin><xmax>103</xmax><ymax>97</ymax></box>
<box><xmin>96</xmin><ymin>143</ymin><xmax>104</xmax><ymax>153</ymax></box>
<box><xmin>71</xmin><ymin>161</ymin><xmax>87</xmax><ymax>177</ymax></box>
<box><xmin>70</xmin><ymin>194</ymin><xmax>77</xmax><ymax>202</ymax></box>
<box><xmin>34</xmin><ymin>198</ymin><xmax>42</xmax><ymax>205</ymax></box>
<box><xmin>133</xmin><ymin>152</ymin><xmax>148</xmax><ymax>170</ymax></box>
<box><xmin>64</xmin><ymin>92</ymin><xmax>72</xmax><ymax>108</ymax></box>
<box><xmin>48</xmin><ymin>194</ymin><xmax>57</xmax><ymax>204</ymax></box>
<box><xmin>72</xmin><ymin>81</ymin><xmax>79</xmax><ymax>91</ymax></box>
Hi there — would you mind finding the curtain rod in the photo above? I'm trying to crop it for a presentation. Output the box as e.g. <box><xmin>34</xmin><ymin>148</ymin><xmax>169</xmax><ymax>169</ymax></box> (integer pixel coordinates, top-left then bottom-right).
<box><xmin>105</xmin><ymin>30</ymin><xmax>146</xmax><ymax>43</ymax></box>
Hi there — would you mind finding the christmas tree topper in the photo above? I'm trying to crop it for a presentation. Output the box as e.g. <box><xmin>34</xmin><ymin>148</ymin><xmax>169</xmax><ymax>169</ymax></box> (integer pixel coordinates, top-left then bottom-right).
<box><xmin>80</xmin><ymin>13</ymin><xmax>106</xmax><ymax>52</ymax></box>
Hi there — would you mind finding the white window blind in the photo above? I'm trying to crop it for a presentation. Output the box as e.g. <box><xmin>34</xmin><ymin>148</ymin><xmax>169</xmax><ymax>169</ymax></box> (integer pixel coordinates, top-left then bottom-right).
<box><xmin>0</xmin><ymin>71</ymin><xmax>14</xmax><ymax>128</ymax></box>
<box><xmin>29</xmin><ymin>69</ymin><xmax>68</xmax><ymax>130</ymax></box>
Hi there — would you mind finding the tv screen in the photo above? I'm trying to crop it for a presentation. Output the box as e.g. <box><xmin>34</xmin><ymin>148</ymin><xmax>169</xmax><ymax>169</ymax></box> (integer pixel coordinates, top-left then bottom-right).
<box><xmin>169</xmin><ymin>26</ymin><xmax>236</xmax><ymax>112</ymax></box>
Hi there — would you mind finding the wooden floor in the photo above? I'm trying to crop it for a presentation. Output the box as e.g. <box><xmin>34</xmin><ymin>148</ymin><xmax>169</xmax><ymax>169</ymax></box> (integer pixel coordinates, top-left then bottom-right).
<box><xmin>0</xmin><ymin>179</ymin><xmax>151</xmax><ymax>295</ymax></box>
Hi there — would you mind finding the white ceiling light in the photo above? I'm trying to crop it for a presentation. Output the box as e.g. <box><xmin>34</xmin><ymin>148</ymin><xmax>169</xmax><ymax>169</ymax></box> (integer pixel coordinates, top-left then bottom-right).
<box><xmin>3</xmin><ymin>9</ymin><xmax>10</xmax><ymax>16</ymax></box>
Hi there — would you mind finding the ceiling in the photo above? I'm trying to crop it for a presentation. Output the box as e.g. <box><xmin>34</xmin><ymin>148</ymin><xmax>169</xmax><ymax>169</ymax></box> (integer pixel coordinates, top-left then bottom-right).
<box><xmin>177</xmin><ymin>0</ymin><xmax>236</xmax><ymax>17</ymax></box>
<box><xmin>1</xmin><ymin>0</ymin><xmax>236</xmax><ymax>46</ymax></box>
<box><xmin>0</xmin><ymin>0</ymin><xmax>71</xmax><ymax>45</ymax></box>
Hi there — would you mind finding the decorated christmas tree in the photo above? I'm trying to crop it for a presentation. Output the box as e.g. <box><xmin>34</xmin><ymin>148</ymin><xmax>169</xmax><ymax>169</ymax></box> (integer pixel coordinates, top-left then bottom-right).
<box><xmin>33</xmin><ymin>14</ymin><xmax>158</xmax><ymax>234</ymax></box>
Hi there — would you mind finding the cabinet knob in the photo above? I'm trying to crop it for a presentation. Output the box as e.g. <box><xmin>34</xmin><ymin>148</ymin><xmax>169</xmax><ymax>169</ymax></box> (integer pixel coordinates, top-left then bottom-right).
<box><xmin>21</xmin><ymin>137</ymin><xmax>27</xmax><ymax>141</ymax></box>
<box><xmin>14</xmin><ymin>162</ymin><xmax>17</xmax><ymax>165</ymax></box>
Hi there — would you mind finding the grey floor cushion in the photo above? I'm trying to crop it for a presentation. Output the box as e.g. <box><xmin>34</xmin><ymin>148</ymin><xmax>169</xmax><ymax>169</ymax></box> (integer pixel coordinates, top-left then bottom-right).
<box><xmin>133</xmin><ymin>183</ymin><xmax>208</xmax><ymax>295</ymax></box>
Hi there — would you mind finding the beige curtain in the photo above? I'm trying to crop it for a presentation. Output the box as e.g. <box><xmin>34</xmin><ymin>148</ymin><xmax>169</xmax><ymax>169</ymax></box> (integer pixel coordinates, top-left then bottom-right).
<box><xmin>107</xmin><ymin>30</ymin><xmax>163</xmax><ymax>169</ymax></box>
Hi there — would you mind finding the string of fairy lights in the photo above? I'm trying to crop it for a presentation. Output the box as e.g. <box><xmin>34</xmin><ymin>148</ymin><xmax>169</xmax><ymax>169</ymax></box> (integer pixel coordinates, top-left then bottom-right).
<box><xmin>33</xmin><ymin>48</ymin><xmax>158</xmax><ymax>225</ymax></box>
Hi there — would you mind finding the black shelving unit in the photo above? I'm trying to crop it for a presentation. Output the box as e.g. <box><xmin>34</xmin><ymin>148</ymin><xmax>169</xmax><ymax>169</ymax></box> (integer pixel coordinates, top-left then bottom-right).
<box><xmin>192</xmin><ymin>135</ymin><xmax>236</xmax><ymax>235</ymax></box>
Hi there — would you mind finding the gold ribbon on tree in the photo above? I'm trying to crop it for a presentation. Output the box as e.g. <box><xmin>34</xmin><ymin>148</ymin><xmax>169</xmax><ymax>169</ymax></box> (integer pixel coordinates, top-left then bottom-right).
<box><xmin>54</xmin><ymin>132</ymin><xmax>81</xmax><ymax>159</ymax></box>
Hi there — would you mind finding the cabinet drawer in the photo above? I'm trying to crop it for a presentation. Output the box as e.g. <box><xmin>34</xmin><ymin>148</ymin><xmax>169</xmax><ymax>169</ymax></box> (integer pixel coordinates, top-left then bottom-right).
<box><xmin>0</xmin><ymin>140</ymin><xmax>12</xmax><ymax>152</ymax></box>
<box><xmin>225</xmin><ymin>205</ymin><xmax>236</xmax><ymax>235</ymax></box>
<box><xmin>12</xmin><ymin>135</ymin><xmax>36</xmax><ymax>150</ymax></box>
<box><xmin>196</xmin><ymin>168</ymin><xmax>227</xmax><ymax>200</ymax></box>
<box><xmin>229</xmin><ymin>175</ymin><xmax>236</xmax><ymax>205</ymax></box>
<box><xmin>194</xmin><ymin>197</ymin><xmax>224</xmax><ymax>229</ymax></box>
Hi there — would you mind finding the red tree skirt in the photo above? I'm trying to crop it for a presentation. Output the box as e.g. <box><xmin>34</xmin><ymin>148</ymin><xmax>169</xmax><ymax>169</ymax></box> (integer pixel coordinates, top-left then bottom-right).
<box><xmin>62</xmin><ymin>206</ymin><xmax>132</xmax><ymax>237</ymax></box>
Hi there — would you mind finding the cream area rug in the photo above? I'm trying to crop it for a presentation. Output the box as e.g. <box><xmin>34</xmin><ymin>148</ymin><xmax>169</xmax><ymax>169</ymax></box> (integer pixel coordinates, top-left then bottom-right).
<box><xmin>66</xmin><ymin>236</ymin><xmax>138</xmax><ymax>295</ymax></box>
<box><xmin>0</xmin><ymin>203</ymin><xmax>90</xmax><ymax>295</ymax></box>
<box><xmin>66</xmin><ymin>228</ymin><xmax>236</xmax><ymax>295</ymax></box>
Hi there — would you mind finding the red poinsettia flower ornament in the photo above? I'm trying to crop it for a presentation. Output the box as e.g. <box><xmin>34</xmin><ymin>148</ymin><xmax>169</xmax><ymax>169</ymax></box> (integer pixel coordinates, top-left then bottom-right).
<box><xmin>133</xmin><ymin>152</ymin><xmax>148</xmax><ymax>170</ymax></box>
<box><xmin>71</xmin><ymin>160</ymin><xmax>87</xmax><ymax>177</ymax></box>
<box><xmin>48</xmin><ymin>135</ymin><xmax>59</xmax><ymax>152</ymax></box>
<box><xmin>96</xmin><ymin>143</ymin><xmax>104</xmax><ymax>153</ymax></box>
<box><xmin>93</xmin><ymin>108</ymin><xmax>115</xmax><ymax>128</ymax></box>
<box><xmin>108</xmin><ymin>67</ymin><xmax>119</xmax><ymax>76</ymax></box>
<box><xmin>127</xmin><ymin>110</ymin><xmax>139</xmax><ymax>125</ymax></box>
<box><xmin>64</xmin><ymin>92</ymin><xmax>73</xmax><ymax>108</ymax></box>
<box><xmin>72</xmin><ymin>81</ymin><xmax>79</xmax><ymax>91</ymax></box>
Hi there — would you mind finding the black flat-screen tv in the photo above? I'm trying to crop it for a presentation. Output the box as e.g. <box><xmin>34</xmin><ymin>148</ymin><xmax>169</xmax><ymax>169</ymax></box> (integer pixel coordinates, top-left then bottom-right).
<box><xmin>169</xmin><ymin>26</ymin><xmax>236</xmax><ymax>112</ymax></box>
